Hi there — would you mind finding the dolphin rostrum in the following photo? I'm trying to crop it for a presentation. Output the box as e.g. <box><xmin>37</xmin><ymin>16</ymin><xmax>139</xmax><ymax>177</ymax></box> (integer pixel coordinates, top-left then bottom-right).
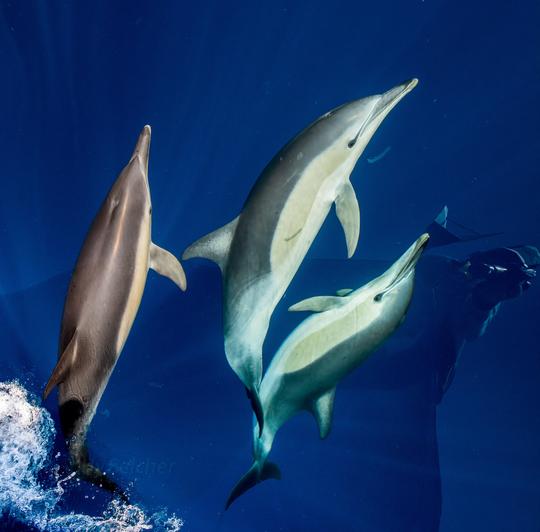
<box><xmin>183</xmin><ymin>79</ymin><xmax>419</xmax><ymax>432</ymax></box>
<box><xmin>43</xmin><ymin>125</ymin><xmax>186</xmax><ymax>497</ymax></box>
<box><xmin>225</xmin><ymin>233</ymin><xmax>430</xmax><ymax>508</ymax></box>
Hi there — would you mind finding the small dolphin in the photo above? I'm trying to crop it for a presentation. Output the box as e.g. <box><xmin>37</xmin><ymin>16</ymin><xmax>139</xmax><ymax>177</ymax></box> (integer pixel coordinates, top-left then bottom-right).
<box><xmin>43</xmin><ymin>125</ymin><xmax>186</xmax><ymax>497</ymax></box>
<box><xmin>225</xmin><ymin>233</ymin><xmax>429</xmax><ymax>508</ymax></box>
<box><xmin>183</xmin><ymin>79</ymin><xmax>418</xmax><ymax>432</ymax></box>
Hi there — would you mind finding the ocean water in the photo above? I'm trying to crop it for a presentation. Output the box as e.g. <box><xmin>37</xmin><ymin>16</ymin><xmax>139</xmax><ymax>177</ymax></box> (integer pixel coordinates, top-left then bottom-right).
<box><xmin>1</xmin><ymin>2</ymin><xmax>539</xmax><ymax>531</ymax></box>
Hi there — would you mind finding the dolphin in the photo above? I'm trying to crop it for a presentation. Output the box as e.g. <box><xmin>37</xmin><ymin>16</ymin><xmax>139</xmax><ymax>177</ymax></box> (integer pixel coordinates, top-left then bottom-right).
<box><xmin>225</xmin><ymin>233</ymin><xmax>430</xmax><ymax>508</ymax></box>
<box><xmin>43</xmin><ymin>125</ymin><xmax>186</xmax><ymax>497</ymax></box>
<box><xmin>183</xmin><ymin>79</ymin><xmax>418</xmax><ymax>432</ymax></box>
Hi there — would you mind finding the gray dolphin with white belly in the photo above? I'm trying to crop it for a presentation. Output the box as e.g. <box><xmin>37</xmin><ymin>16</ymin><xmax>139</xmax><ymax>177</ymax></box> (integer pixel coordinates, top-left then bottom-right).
<box><xmin>183</xmin><ymin>79</ymin><xmax>418</xmax><ymax>432</ymax></box>
<box><xmin>225</xmin><ymin>233</ymin><xmax>429</xmax><ymax>508</ymax></box>
<box><xmin>43</xmin><ymin>125</ymin><xmax>186</xmax><ymax>497</ymax></box>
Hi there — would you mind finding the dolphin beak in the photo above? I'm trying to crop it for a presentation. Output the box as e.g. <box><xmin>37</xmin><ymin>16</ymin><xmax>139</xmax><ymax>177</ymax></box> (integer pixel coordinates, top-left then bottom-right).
<box><xmin>131</xmin><ymin>124</ymin><xmax>152</xmax><ymax>175</ymax></box>
<box><xmin>375</xmin><ymin>232</ymin><xmax>429</xmax><ymax>301</ymax></box>
<box><xmin>396</xmin><ymin>232</ymin><xmax>430</xmax><ymax>280</ymax></box>
<box><xmin>405</xmin><ymin>232</ymin><xmax>430</xmax><ymax>269</ymax></box>
<box><xmin>371</xmin><ymin>78</ymin><xmax>418</xmax><ymax>123</ymax></box>
<box><xmin>350</xmin><ymin>79</ymin><xmax>418</xmax><ymax>145</ymax></box>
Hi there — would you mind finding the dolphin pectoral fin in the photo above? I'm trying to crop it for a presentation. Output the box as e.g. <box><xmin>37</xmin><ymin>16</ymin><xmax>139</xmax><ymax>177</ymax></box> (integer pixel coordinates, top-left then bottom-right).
<box><xmin>335</xmin><ymin>180</ymin><xmax>360</xmax><ymax>258</ymax></box>
<box><xmin>149</xmin><ymin>242</ymin><xmax>187</xmax><ymax>291</ymax></box>
<box><xmin>225</xmin><ymin>461</ymin><xmax>281</xmax><ymax>510</ymax></box>
<box><xmin>288</xmin><ymin>295</ymin><xmax>345</xmax><ymax>313</ymax></box>
<box><xmin>336</xmin><ymin>288</ymin><xmax>353</xmax><ymax>297</ymax></box>
<box><xmin>182</xmin><ymin>216</ymin><xmax>239</xmax><ymax>272</ymax></box>
<box><xmin>43</xmin><ymin>331</ymin><xmax>79</xmax><ymax>400</ymax></box>
<box><xmin>311</xmin><ymin>387</ymin><xmax>336</xmax><ymax>439</ymax></box>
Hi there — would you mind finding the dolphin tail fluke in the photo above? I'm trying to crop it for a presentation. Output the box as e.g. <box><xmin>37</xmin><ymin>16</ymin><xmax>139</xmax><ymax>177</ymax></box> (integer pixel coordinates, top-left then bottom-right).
<box><xmin>70</xmin><ymin>441</ymin><xmax>129</xmax><ymax>503</ymax></box>
<box><xmin>245</xmin><ymin>386</ymin><xmax>264</xmax><ymax>437</ymax></box>
<box><xmin>182</xmin><ymin>216</ymin><xmax>239</xmax><ymax>272</ymax></box>
<box><xmin>225</xmin><ymin>461</ymin><xmax>281</xmax><ymax>510</ymax></box>
<box><xmin>79</xmin><ymin>460</ymin><xmax>129</xmax><ymax>503</ymax></box>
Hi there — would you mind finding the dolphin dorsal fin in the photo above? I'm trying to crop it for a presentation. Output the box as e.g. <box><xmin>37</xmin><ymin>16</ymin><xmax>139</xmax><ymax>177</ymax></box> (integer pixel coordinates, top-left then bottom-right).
<box><xmin>288</xmin><ymin>295</ymin><xmax>346</xmax><ymax>313</ymax></box>
<box><xmin>43</xmin><ymin>331</ymin><xmax>79</xmax><ymax>400</ymax></box>
<box><xmin>336</xmin><ymin>288</ymin><xmax>353</xmax><ymax>297</ymax></box>
<box><xmin>311</xmin><ymin>387</ymin><xmax>336</xmax><ymax>439</ymax></box>
<box><xmin>335</xmin><ymin>180</ymin><xmax>360</xmax><ymax>258</ymax></box>
<box><xmin>182</xmin><ymin>216</ymin><xmax>239</xmax><ymax>272</ymax></box>
<box><xmin>149</xmin><ymin>242</ymin><xmax>187</xmax><ymax>291</ymax></box>
<box><xmin>434</xmin><ymin>205</ymin><xmax>449</xmax><ymax>227</ymax></box>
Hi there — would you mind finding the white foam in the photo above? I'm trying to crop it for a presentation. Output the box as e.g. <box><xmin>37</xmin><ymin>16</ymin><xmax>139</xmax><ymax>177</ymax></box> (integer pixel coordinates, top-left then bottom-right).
<box><xmin>48</xmin><ymin>500</ymin><xmax>184</xmax><ymax>531</ymax></box>
<box><xmin>0</xmin><ymin>381</ymin><xmax>183</xmax><ymax>531</ymax></box>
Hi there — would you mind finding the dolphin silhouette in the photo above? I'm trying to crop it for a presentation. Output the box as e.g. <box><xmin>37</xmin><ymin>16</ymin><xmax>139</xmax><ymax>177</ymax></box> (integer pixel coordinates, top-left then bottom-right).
<box><xmin>226</xmin><ymin>233</ymin><xmax>429</xmax><ymax>508</ymax></box>
<box><xmin>43</xmin><ymin>125</ymin><xmax>186</xmax><ymax>498</ymax></box>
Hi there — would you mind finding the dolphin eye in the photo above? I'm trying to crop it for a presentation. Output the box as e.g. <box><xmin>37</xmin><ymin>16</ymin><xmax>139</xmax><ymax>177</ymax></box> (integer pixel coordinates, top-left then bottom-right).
<box><xmin>347</xmin><ymin>138</ymin><xmax>357</xmax><ymax>149</ymax></box>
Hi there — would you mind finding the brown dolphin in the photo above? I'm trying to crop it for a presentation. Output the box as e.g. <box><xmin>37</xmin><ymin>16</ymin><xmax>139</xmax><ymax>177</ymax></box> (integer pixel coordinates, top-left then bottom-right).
<box><xmin>43</xmin><ymin>125</ymin><xmax>186</xmax><ymax>497</ymax></box>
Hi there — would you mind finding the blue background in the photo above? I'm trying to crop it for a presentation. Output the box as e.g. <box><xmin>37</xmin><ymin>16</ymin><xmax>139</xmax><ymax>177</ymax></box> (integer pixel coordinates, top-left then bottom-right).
<box><xmin>0</xmin><ymin>1</ymin><xmax>539</xmax><ymax>530</ymax></box>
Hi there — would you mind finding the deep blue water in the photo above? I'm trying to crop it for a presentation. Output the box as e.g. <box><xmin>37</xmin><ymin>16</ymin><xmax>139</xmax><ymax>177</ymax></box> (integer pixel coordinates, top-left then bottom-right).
<box><xmin>1</xmin><ymin>1</ymin><xmax>539</xmax><ymax>531</ymax></box>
